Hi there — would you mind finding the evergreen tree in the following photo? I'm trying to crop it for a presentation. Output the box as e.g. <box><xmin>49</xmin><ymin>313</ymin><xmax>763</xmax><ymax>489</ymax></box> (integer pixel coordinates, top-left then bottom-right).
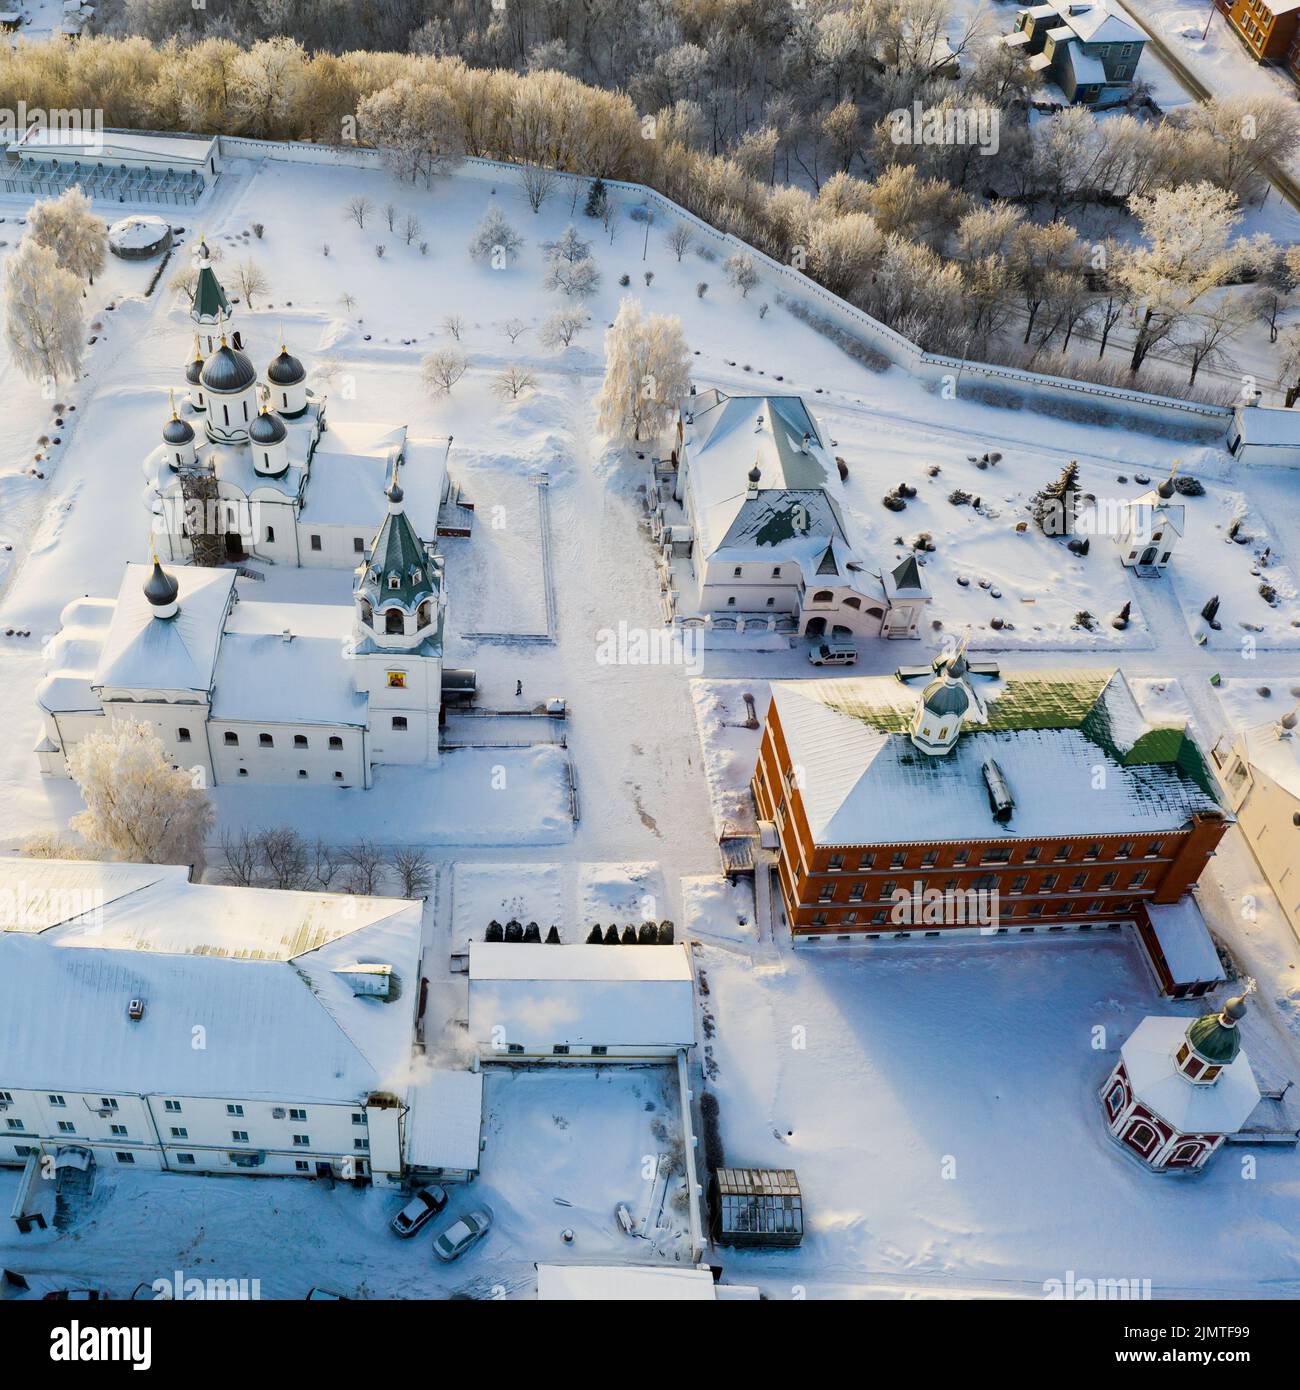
<box><xmin>584</xmin><ymin>176</ymin><xmax>608</xmax><ymax>219</ymax></box>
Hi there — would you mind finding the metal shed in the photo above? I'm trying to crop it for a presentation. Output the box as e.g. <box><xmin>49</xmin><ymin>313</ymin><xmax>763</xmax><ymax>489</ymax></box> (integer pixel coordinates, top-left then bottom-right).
<box><xmin>711</xmin><ymin>1167</ymin><xmax>803</xmax><ymax>1248</ymax></box>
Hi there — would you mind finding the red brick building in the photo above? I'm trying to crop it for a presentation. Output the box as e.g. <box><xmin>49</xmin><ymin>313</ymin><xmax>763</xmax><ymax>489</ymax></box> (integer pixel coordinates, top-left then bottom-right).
<box><xmin>1220</xmin><ymin>0</ymin><xmax>1300</xmax><ymax>83</ymax></box>
<box><xmin>752</xmin><ymin>658</ymin><xmax>1229</xmax><ymax>947</ymax></box>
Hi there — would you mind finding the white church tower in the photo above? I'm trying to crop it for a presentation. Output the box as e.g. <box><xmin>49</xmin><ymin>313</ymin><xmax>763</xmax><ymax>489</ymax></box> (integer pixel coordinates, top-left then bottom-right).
<box><xmin>351</xmin><ymin>466</ymin><xmax>446</xmax><ymax>775</ymax></box>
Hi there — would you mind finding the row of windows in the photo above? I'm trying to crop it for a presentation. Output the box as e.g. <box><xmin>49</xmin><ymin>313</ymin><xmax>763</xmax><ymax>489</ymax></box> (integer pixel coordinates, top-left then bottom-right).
<box><xmin>813</xmin><ymin>868</ymin><xmax>1150</xmax><ymax>902</ymax></box>
<box><xmin>0</xmin><ymin>1097</ymin><xmax>366</xmax><ymax>1126</ymax></box>
<box><xmin>801</xmin><ymin>921</ymin><xmax>1128</xmax><ymax>936</ymax></box>
<box><xmin>220</xmin><ymin>731</ymin><xmax>347</xmax><ymax>749</ymax></box>
<box><xmin>269</xmin><ymin>532</ymin><xmax>366</xmax><ymax>554</ymax></box>
<box><xmin>807</xmin><ymin>901</ymin><xmax>1141</xmax><ymax>926</ymax></box>
<box><xmin>816</xmin><ymin>839</ymin><xmax>1167</xmax><ymax>873</ymax></box>
<box><xmin>732</xmin><ymin>565</ymin><xmax>783</xmax><ymax>579</ymax></box>
<box><xmin>504</xmin><ymin>1044</ymin><xmax>608</xmax><ymax>1056</ymax></box>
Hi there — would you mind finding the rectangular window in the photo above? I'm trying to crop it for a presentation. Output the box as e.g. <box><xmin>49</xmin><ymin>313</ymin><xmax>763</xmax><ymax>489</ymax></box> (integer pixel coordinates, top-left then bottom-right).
<box><xmin>1116</xmin><ymin>842</ymin><xmax>1133</xmax><ymax>858</ymax></box>
<box><xmin>5</xmin><ymin>1119</ymin><xmax>24</xmax><ymax>1131</ymax></box>
<box><xmin>1101</xmin><ymin>871</ymin><xmax>1118</xmax><ymax>888</ymax></box>
<box><xmin>1071</xmin><ymin>873</ymin><xmax>1087</xmax><ymax>891</ymax></box>
<box><xmin>1039</xmin><ymin>874</ymin><xmax>1058</xmax><ymax>892</ymax></box>
<box><xmin>921</xmin><ymin>850</ymin><xmax>938</xmax><ymax>867</ymax></box>
<box><xmin>1027</xmin><ymin>903</ymin><xmax>1044</xmax><ymax>918</ymax></box>
<box><xmin>266</xmin><ymin>526</ymin><xmax>276</xmax><ymax>543</ymax></box>
<box><xmin>354</xmin><ymin>537</ymin><xmax>365</xmax><ymax>553</ymax></box>
<box><xmin>177</xmin><ymin>1154</ymin><xmax>196</xmax><ymax>1165</ymax></box>
<box><xmin>48</xmin><ymin>1094</ymin><xmax>65</xmax><ymax>1107</ymax></box>
<box><xmin>828</xmin><ymin>854</ymin><xmax>844</xmax><ymax>871</ymax></box>
<box><xmin>164</xmin><ymin>1100</ymin><xmax>181</xmax><ymax>1113</ymax></box>
<box><xmin>1088</xmin><ymin>900</ymin><xmax>1103</xmax><ymax>913</ymax></box>
<box><xmin>1145</xmin><ymin>840</ymin><xmax>1164</xmax><ymax>858</ymax></box>
<box><xmin>224</xmin><ymin>731</ymin><xmax>238</xmax><ymax>746</ymax></box>
<box><xmin>819</xmin><ymin>883</ymin><xmax>835</xmax><ymax>903</ymax></box>
<box><xmin>1084</xmin><ymin>842</ymin><xmax>1101</xmax><ymax>860</ymax></box>
<box><xmin>878</xmin><ymin>880</ymin><xmax>896</xmax><ymax>899</ymax></box>
<box><xmin>733</xmin><ymin>566</ymin><xmax>742</xmax><ymax>577</ymax></box>
<box><xmin>116</xmin><ymin>1152</ymin><xmax>135</xmax><ymax>1164</ymax></box>
<box><xmin>259</xmin><ymin>733</ymin><xmax>273</xmax><ymax>748</ymax></box>
<box><xmin>292</xmin><ymin>1135</ymin><xmax>310</xmax><ymax>1147</ymax></box>
<box><xmin>1011</xmin><ymin>875</ymin><xmax>1028</xmax><ymax>894</ymax></box>
<box><xmin>727</xmin><ymin>596</ymin><xmax>736</xmax><ymax>606</ymax></box>
<box><xmin>354</xmin><ymin>1139</ymin><xmax>369</xmax><ymax>1151</ymax></box>
<box><xmin>891</xmin><ymin>851</ymin><xmax>907</xmax><ymax>868</ymax></box>
<box><xmin>392</xmin><ymin>717</ymin><xmax>408</xmax><ymax>731</ymax></box>
<box><xmin>1024</xmin><ymin>846</ymin><xmax>1041</xmax><ymax>862</ymax></box>
<box><xmin>227</xmin><ymin>1104</ymin><xmax>244</xmax><ymax>1117</ymax></box>
<box><xmin>58</xmin><ymin>1121</ymin><xmax>76</xmax><ymax>1134</ymax></box>
<box><xmin>1129</xmin><ymin>869</ymin><xmax>1148</xmax><ymax>888</ymax></box>
<box><xmin>329</xmin><ymin>736</ymin><xmax>343</xmax><ymax>750</ymax></box>
<box><xmin>848</xmin><ymin>883</ymin><xmax>865</xmax><ymax>902</ymax></box>
<box><xmin>591</xmin><ymin>1045</ymin><xmax>608</xmax><ymax>1057</ymax></box>
<box><xmin>981</xmin><ymin>847</ymin><xmax>1012</xmax><ymax>864</ymax></box>
<box><xmin>858</xmin><ymin>853</ymin><xmax>875</xmax><ymax>870</ymax></box>
<box><xmin>310</xmin><ymin>535</ymin><xmax>322</xmax><ymax>551</ymax></box>
<box><xmin>1054</xmin><ymin>843</ymin><xmax>1071</xmax><ymax>861</ymax></box>
<box><xmin>953</xmin><ymin>850</ymin><xmax>969</xmax><ymax>866</ymax></box>
<box><xmin>289</xmin><ymin>1108</ymin><xmax>307</xmax><ymax>1121</ymax></box>
<box><xmin>111</xmin><ymin>1124</ymin><xmax>128</xmax><ymax>1136</ymax></box>
<box><xmin>100</xmin><ymin>1098</ymin><xmax>119</xmax><ymax>1111</ymax></box>
<box><xmin>171</xmin><ymin>1127</ymin><xmax>188</xmax><ymax>1139</ymax></box>
<box><xmin>553</xmin><ymin>1045</ymin><xmax>570</xmax><ymax>1056</ymax></box>
<box><xmin>871</xmin><ymin>910</ymin><xmax>887</xmax><ymax>924</ymax></box>
<box><xmin>231</xmin><ymin>1130</ymin><xmax>249</xmax><ymax>1143</ymax></box>
<box><xmin>352</xmin><ymin>1113</ymin><xmax>366</xmax><ymax>1126</ymax></box>
<box><xmin>295</xmin><ymin>1160</ymin><xmax>310</xmax><ymax>1172</ymax></box>
<box><xmin>177</xmin><ymin>727</ymin><xmax>191</xmax><ymax>743</ymax></box>
<box><xmin>974</xmin><ymin>874</ymin><xmax>996</xmax><ymax>892</ymax></box>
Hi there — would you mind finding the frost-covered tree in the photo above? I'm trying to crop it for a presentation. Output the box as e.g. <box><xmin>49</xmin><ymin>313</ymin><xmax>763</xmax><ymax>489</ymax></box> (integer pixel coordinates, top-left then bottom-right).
<box><xmin>544</xmin><ymin>255</ymin><xmax>601</xmax><ymax>297</ymax></box>
<box><xmin>357</xmin><ymin>76</ymin><xmax>464</xmax><ymax>186</ymax></box>
<box><xmin>725</xmin><ymin>251</ymin><xmax>759</xmax><ymax>298</ymax></box>
<box><xmin>596</xmin><ymin>296</ymin><xmax>691</xmax><ymax>442</ymax></box>
<box><xmin>666</xmin><ymin>223</ymin><xmax>694</xmax><ymax>261</ymax></box>
<box><xmin>421</xmin><ymin>346</ymin><xmax>469</xmax><ymax>395</ymax></box>
<box><xmin>344</xmin><ymin>195</ymin><xmax>374</xmax><ymax>228</ymax></box>
<box><xmin>5</xmin><ymin>238</ymin><xmax>84</xmax><ymax>385</ymax></box>
<box><xmin>520</xmin><ymin>163</ymin><xmax>557</xmax><ymax>213</ymax></box>
<box><xmin>468</xmin><ymin>205</ymin><xmax>524</xmax><ymax>264</ymax></box>
<box><xmin>1117</xmin><ymin>183</ymin><xmax>1256</xmax><ymax>374</ymax></box>
<box><xmin>543</xmin><ymin>224</ymin><xmax>593</xmax><ymax>265</ymax></box>
<box><xmin>540</xmin><ymin>308</ymin><xmax>589</xmax><ymax>349</ymax></box>
<box><xmin>68</xmin><ymin>719</ymin><xmax>214</xmax><ymax>872</ymax></box>
<box><xmin>806</xmin><ymin>213</ymin><xmax>883</xmax><ymax>301</ymax></box>
<box><xmin>1274</xmin><ymin>323</ymin><xmax>1300</xmax><ymax>408</ymax></box>
<box><xmin>28</xmin><ymin>185</ymin><xmax>106</xmax><ymax>285</ymax></box>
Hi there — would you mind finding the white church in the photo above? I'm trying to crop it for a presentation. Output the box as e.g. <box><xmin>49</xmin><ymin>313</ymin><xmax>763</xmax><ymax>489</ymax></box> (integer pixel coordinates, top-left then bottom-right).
<box><xmin>146</xmin><ymin>239</ymin><xmax>454</xmax><ymax>569</ymax></box>
<box><xmin>36</xmin><ymin>469</ymin><xmax>446</xmax><ymax>788</ymax></box>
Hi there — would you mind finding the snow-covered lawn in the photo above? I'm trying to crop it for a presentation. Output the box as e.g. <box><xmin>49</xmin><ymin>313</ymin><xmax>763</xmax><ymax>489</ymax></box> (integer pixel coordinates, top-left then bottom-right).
<box><xmin>696</xmin><ymin>923</ymin><xmax>1300</xmax><ymax>1296</ymax></box>
<box><xmin>0</xmin><ymin>1065</ymin><xmax>691</xmax><ymax>1299</ymax></box>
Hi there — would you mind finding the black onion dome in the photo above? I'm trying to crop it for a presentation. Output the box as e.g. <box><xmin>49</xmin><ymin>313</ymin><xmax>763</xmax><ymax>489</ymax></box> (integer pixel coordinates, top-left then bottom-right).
<box><xmin>163</xmin><ymin>415</ymin><xmax>195</xmax><ymax>445</ymax></box>
<box><xmin>200</xmin><ymin>343</ymin><xmax>257</xmax><ymax>392</ymax></box>
<box><xmin>267</xmin><ymin>348</ymin><xmax>305</xmax><ymax>385</ymax></box>
<box><xmin>185</xmin><ymin>356</ymin><xmax>203</xmax><ymax>385</ymax></box>
<box><xmin>249</xmin><ymin>409</ymin><xmax>287</xmax><ymax>445</ymax></box>
<box><xmin>144</xmin><ymin>560</ymin><xmax>179</xmax><ymax>607</ymax></box>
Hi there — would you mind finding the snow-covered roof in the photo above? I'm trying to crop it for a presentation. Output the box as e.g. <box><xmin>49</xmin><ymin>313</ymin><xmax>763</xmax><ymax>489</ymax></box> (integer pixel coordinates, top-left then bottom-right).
<box><xmin>8</xmin><ymin>127</ymin><xmax>216</xmax><ymax>167</ymax></box>
<box><xmin>1122</xmin><ymin>1016</ymin><xmax>1259</xmax><ymax>1133</ymax></box>
<box><xmin>1145</xmin><ymin>897</ymin><xmax>1224</xmax><ymax>987</ymax></box>
<box><xmin>212</xmin><ymin>602</ymin><xmax>367</xmax><ymax>728</ymax></box>
<box><xmin>771</xmin><ymin>669</ymin><xmax>1224</xmax><ymax>845</ymax></box>
<box><xmin>680</xmin><ymin>390</ymin><xmax>857</xmax><ymax>562</ymax></box>
<box><xmin>93</xmin><ymin>564</ymin><xmax>235</xmax><ymax>695</ymax></box>
<box><xmin>1237</xmin><ymin>721</ymin><xmax>1300</xmax><ymax>801</ymax></box>
<box><xmin>1040</xmin><ymin>0</ymin><xmax>1145</xmax><ymax>42</ymax></box>
<box><xmin>305</xmin><ymin>424</ymin><xmax>445</xmax><ymax>537</ymax></box>
<box><xmin>1065</xmin><ymin>48</ymin><xmax>1107</xmax><ymax>84</ymax></box>
<box><xmin>537</xmin><ymin>1265</ymin><xmax>724</xmax><ymax>1300</ymax></box>
<box><xmin>0</xmin><ymin>858</ymin><xmax>422</xmax><ymax>1103</ymax></box>
<box><xmin>36</xmin><ymin>598</ymin><xmax>116</xmax><ymax>714</ymax></box>
<box><xmin>404</xmin><ymin>1066</ymin><xmax>483</xmax><ymax>1172</ymax></box>
<box><xmin>1233</xmin><ymin>405</ymin><xmax>1300</xmax><ymax>447</ymax></box>
<box><xmin>468</xmin><ymin>942</ymin><xmax>696</xmax><ymax>1050</ymax></box>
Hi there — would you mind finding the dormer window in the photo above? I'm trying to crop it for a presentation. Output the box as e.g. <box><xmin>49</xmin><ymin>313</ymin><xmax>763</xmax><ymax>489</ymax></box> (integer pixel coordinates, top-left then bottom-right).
<box><xmin>411</xmin><ymin>568</ymin><xmax>422</xmax><ymax>583</ymax></box>
<box><xmin>388</xmin><ymin>575</ymin><xmax>400</xmax><ymax>590</ymax></box>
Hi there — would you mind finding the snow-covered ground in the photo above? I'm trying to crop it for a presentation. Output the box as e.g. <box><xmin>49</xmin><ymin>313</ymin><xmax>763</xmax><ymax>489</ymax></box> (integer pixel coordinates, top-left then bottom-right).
<box><xmin>2</xmin><ymin>152</ymin><xmax>1299</xmax><ymax>1299</ymax></box>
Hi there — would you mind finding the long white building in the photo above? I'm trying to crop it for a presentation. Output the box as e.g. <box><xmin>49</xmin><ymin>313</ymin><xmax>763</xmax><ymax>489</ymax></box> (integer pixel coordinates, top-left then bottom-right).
<box><xmin>0</xmin><ymin>859</ymin><xmax>481</xmax><ymax>1188</ymax></box>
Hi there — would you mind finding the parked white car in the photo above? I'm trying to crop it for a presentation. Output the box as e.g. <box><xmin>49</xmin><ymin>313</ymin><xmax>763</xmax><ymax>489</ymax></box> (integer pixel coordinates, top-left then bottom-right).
<box><xmin>390</xmin><ymin>1185</ymin><xmax>448</xmax><ymax>1238</ymax></box>
<box><xmin>432</xmin><ymin>1206</ymin><xmax>494</xmax><ymax>1262</ymax></box>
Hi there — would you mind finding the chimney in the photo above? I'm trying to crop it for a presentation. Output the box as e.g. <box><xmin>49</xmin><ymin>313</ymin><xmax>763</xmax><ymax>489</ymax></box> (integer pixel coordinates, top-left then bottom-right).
<box><xmin>281</xmin><ymin>628</ymin><xmax>293</xmax><ymax>643</ymax></box>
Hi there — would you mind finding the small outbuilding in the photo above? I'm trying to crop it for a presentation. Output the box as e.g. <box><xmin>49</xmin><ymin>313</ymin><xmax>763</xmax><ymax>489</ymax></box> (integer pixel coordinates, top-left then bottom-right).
<box><xmin>1228</xmin><ymin>402</ymin><xmax>1300</xmax><ymax>468</ymax></box>
<box><xmin>711</xmin><ymin>1167</ymin><xmax>804</xmax><ymax>1248</ymax></box>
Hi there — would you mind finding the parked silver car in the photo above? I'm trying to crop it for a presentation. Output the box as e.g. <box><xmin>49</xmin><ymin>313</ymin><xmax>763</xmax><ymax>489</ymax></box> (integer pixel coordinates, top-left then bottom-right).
<box><xmin>390</xmin><ymin>1185</ymin><xmax>448</xmax><ymax>1237</ymax></box>
<box><xmin>431</xmin><ymin>1206</ymin><xmax>494</xmax><ymax>1262</ymax></box>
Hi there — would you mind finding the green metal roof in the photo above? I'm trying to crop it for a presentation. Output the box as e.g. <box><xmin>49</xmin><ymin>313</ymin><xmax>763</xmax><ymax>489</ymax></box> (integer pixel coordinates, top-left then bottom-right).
<box><xmin>192</xmin><ymin>264</ymin><xmax>231</xmax><ymax>323</ymax></box>
<box><xmin>1186</xmin><ymin>1012</ymin><xmax>1241</xmax><ymax>1065</ymax></box>
<box><xmin>364</xmin><ymin>503</ymin><xmax>437</xmax><ymax>611</ymax></box>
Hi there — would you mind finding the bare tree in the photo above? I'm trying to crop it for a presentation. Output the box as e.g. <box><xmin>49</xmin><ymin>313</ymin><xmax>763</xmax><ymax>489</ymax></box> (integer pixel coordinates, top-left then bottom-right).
<box><xmin>725</xmin><ymin>252</ymin><xmax>759</xmax><ymax>298</ymax></box>
<box><xmin>233</xmin><ymin>257</ymin><xmax>269</xmax><ymax>309</ymax></box>
<box><xmin>344</xmin><ymin>195</ymin><xmax>374</xmax><ymax>228</ymax></box>
<box><xmin>421</xmin><ymin>346</ymin><xmax>469</xmax><ymax>395</ymax></box>
<box><xmin>441</xmin><ymin>314</ymin><xmax>465</xmax><ymax>340</ymax></box>
<box><xmin>219</xmin><ymin>829</ymin><xmax>259</xmax><ymax>887</ymax></box>
<box><xmin>261</xmin><ymin>827</ymin><xmax>310</xmax><ymax>889</ymax></box>
<box><xmin>311</xmin><ymin>839</ymin><xmax>340</xmax><ymax>890</ymax></box>
<box><xmin>666</xmin><ymin>223</ymin><xmax>694</xmax><ymax>262</ymax></box>
<box><xmin>401</xmin><ymin>214</ymin><xmax>422</xmax><ymax>246</ymax></box>
<box><xmin>383</xmin><ymin>201</ymin><xmax>398</xmax><ymax>232</ymax></box>
<box><xmin>500</xmin><ymin>317</ymin><xmax>528</xmax><ymax>343</ymax></box>
<box><xmin>391</xmin><ymin>847</ymin><xmax>432</xmax><ymax>899</ymax></box>
<box><xmin>493</xmin><ymin>364</ymin><xmax>537</xmax><ymax>400</ymax></box>
<box><xmin>342</xmin><ymin>839</ymin><xmax>385</xmax><ymax>895</ymax></box>
<box><xmin>520</xmin><ymin>163</ymin><xmax>558</xmax><ymax>213</ymax></box>
<box><xmin>544</xmin><ymin>257</ymin><xmax>601</xmax><ymax>298</ymax></box>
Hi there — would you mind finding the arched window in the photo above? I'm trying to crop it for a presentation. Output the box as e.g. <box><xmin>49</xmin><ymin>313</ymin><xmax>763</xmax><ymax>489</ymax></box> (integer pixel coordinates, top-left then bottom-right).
<box><xmin>223</xmin><ymin>404</ymin><xmax>229</xmax><ymax>426</ymax></box>
<box><xmin>282</xmin><ymin>392</ymin><xmax>289</xmax><ymax>409</ymax></box>
<box><xmin>842</xmin><ymin>596</ymin><xmax>861</xmax><ymax>609</ymax></box>
<box><xmin>359</xmin><ymin>600</ymin><xmax>373</xmax><ymax>627</ymax></box>
<box><xmin>417</xmin><ymin>601</ymin><xmax>432</xmax><ymax>628</ymax></box>
<box><xmin>813</xmin><ymin>589</ymin><xmax>834</xmax><ymax>602</ymax></box>
<box><xmin>385</xmin><ymin>609</ymin><xmax>404</xmax><ymax>635</ymax></box>
<box><xmin>1125</xmin><ymin>1121</ymin><xmax>1158</xmax><ymax>1156</ymax></box>
<box><xmin>242</xmin><ymin>401</ymin><xmax>249</xmax><ymax>421</ymax></box>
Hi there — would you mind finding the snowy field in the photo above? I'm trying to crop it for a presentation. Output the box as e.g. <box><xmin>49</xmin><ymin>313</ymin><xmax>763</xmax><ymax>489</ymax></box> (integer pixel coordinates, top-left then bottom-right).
<box><xmin>1</xmin><ymin>151</ymin><xmax>1299</xmax><ymax>1298</ymax></box>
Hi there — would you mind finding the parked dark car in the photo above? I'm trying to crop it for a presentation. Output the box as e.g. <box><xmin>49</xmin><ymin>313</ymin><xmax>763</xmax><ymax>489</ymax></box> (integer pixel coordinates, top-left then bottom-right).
<box><xmin>390</xmin><ymin>1185</ymin><xmax>448</xmax><ymax>1237</ymax></box>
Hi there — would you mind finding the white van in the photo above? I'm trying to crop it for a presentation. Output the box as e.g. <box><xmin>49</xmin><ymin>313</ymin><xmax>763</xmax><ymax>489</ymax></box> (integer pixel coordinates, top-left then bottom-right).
<box><xmin>809</xmin><ymin>641</ymin><xmax>858</xmax><ymax>666</ymax></box>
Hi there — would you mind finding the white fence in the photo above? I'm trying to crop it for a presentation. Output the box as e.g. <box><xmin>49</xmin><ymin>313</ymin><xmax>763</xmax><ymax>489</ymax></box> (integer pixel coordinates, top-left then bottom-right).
<box><xmin>214</xmin><ymin>135</ymin><xmax>1236</xmax><ymax>441</ymax></box>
